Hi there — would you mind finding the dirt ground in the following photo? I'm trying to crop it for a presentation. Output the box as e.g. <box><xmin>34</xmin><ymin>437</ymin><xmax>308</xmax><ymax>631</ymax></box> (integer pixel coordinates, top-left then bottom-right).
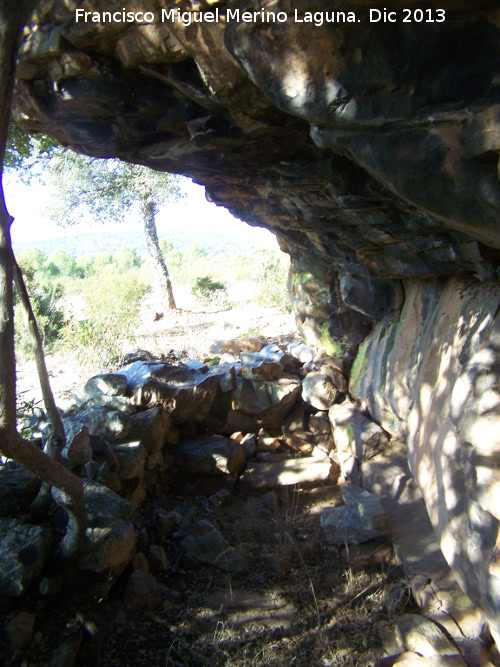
<box><xmin>0</xmin><ymin>483</ymin><xmax>412</xmax><ymax>667</ymax></box>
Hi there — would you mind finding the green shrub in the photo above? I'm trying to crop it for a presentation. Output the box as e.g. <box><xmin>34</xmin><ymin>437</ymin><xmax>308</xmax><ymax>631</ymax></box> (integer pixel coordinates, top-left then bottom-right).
<box><xmin>191</xmin><ymin>275</ymin><xmax>228</xmax><ymax>309</ymax></box>
<box><xmin>60</xmin><ymin>267</ymin><xmax>149</xmax><ymax>368</ymax></box>
<box><xmin>113</xmin><ymin>245</ymin><xmax>142</xmax><ymax>271</ymax></box>
<box><xmin>14</xmin><ymin>256</ymin><xmax>65</xmax><ymax>358</ymax></box>
<box><xmin>252</xmin><ymin>257</ymin><xmax>292</xmax><ymax>312</ymax></box>
<box><xmin>47</xmin><ymin>249</ymin><xmax>81</xmax><ymax>278</ymax></box>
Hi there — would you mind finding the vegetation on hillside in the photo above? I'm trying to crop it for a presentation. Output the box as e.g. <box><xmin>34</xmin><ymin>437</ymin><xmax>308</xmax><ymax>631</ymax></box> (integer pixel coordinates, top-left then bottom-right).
<box><xmin>14</xmin><ymin>240</ymin><xmax>291</xmax><ymax>368</ymax></box>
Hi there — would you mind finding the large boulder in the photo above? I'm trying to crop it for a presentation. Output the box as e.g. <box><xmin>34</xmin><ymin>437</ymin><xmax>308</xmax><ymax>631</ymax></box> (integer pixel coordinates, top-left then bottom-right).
<box><xmin>0</xmin><ymin>462</ymin><xmax>41</xmax><ymax>517</ymax></box>
<box><xmin>229</xmin><ymin>374</ymin><xmax>302</xmax><ymax>430</ymax></box>
<box><xmin>176</xmin><ymin>435</ymin><xmax>246</xmax><ymax>478</ymax></box>
<box><xmin>120</xmin><ymin>360</ymin><xmax>218</xmax><ymax>424</ymax></box>
<box><xmin>0</xmin><ymin>518</ymin><xmax>52</xmax><ymax>597</ymax></box>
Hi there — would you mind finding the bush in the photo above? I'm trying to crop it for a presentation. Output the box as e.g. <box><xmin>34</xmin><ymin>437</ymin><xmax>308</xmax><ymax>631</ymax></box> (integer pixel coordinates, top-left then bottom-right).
<box><xmin>191</xmin><ymin>276</ymin><xmax>228</xmax><ymax>309</ymax></box>
<box><xmin>113</xmin><ymin>245</ymin><xmax>142</xmax><ymax>271</ymax></box>
<box><xmin>47</xmin><ymin>249</ymin><xmax>81</xmax><ymax>278</ymax></box>
<box><xmin>60</xmin><ymin>267</ymin><xmax>150</xmax><ymax>368</ymax></box>
<box><xmin>14</xmin><ymin>256</ymin><xmax>65</xmax><ymax>358</ymax></box>
<box><xmin>252</xmin><ymin>256</ymin><xmax>292</xmax><ymax>312</ymax></box>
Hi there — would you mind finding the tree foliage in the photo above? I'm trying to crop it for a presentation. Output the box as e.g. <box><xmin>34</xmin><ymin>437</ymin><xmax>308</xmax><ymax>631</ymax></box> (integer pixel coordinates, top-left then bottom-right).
<box><xmin>5</xmin><ymin>120</ymin><xmax>58</xmax><ymax>174</ymax></box>
<box><xmin>42</xmin><ymin>149</ymin><xmax>183</xmax><ymax>226</ymax></box>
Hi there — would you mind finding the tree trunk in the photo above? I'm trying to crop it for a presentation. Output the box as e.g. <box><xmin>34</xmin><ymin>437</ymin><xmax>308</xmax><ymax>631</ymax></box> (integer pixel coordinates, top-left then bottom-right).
<box><xmin>13</xmin><ymin>258</ymin><xmax>66</xmax><ymax>453</ymax></box>
<box><xmin>142</xmin><ymin>192</ymin><xmax>176</xmax><ymax>310</ymax></box>
<box><xmin>0</xmin><ymin>0</ymin><xmax>86</xmax><ymax>558</ymax></box>
<box><xmin>13</xmin><ymin>257</ymin><xmax>68</xmax><ymax>515</ymax></box>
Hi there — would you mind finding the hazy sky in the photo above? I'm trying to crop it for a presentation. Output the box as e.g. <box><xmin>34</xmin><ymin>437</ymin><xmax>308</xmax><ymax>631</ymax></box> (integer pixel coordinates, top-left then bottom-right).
<box><xmin>4</xmin><ymin>173</ymin><xmax>277</xmax><ymax>247</ymax></box>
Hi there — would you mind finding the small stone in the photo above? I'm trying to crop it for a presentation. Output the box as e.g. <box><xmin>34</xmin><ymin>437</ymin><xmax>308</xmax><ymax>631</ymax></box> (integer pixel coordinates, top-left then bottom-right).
<box><xmin>154</xmin><ymin>509</ymin><xmax>178</xmax><ymax>543</ymax></box>
<box><xmin>132</xmin><ymin>552</ymin><xmax>150</xmax><ymax>572</ymax></box>
<box><xmin>207</xmin><ymin>363</ymin><xmax>237</xmax><ymax>393</ymax></box>
<box><xmin>176</xmin><ymin>435</ymin><xmax>245</xmax><ymax>476</ymax></box>
<box><xmin>61</xmin><ymin>419</ymin><xmax>92</xmax><ymax>466</ymax></box>
<box><xmin>182</xmin><ymin>359</ymin><xmax>209</xmax><ymax>374</ymax></box>
<box><xmin>78</xmin><ymin>521</ymin><xmax>136</xmax><ymax>573</ymax></box>
<box><xmin>321</xmin><ymin>487</ymin><xmax>387</xmax><ymax>546</ymax></box>
<box><xmin>113</xmin><ymin>441</ymin><xmax>147</xmax><ymax>480</ymax></box>
<box><xmin>39</xmin><ymin>576</ymin><xmax>63</xmax><ymax>596</ymax></box>
<box><xmin>125</xmin><ymin>570</ymin><xmax>162</xmax><ymax>609</ymax></box>
<box><xmin>239</xmin><ymin>457</ymin><xmax>331</xmax><ymax>490</ymax></box>
<box><xmin>230</xmin><ymin>375</ymin><xmax>302</xmax><ymax>430</ymax></box>
<box><xmin>257</xmin><ymin>429</ymin><xmax>281</xmax><ymax>451</ymax></box>
<box><xmin>44</xmin><ymin>631</ymin><xmax>83</xmax><ymax>667</ymax></box>
<box><xmin>208</xmin><ymin>489</ymin><xmax>231</xmax><ymax>507</ymax></box>
<box><xmin>209</xmin><ymin>338</ymin><xmax>264</xmax><ymax>355</ymax></box>
<box><xmin>228</xmin><ymin>445</ymin><xmax>246</xmax><ymax>478</ymax></box>
<box><xmin>181</xmin><ymin>520</ymin><xmax>245</xmax><ymax>573</ymax></box>
<box><xmin>256</xmin><ymin>451</ymin><xmax>288</xmax><ymax>462</ymax></box>
<box><xmin>287</xmin><ymin>340</ymin><xmax>317</xmax><ymax>363</ymax></box>
<box><xmin>329</xmin><ymin>400</ymin><xmax>390</xmax><ymax>483</ymax></box>
<box><xmin>0</xmin><ymin>462</ymin><xmax>41</xmax><ymax>517</ymax></box>
<box><xmin>148</xmin><ymin>545</ymin><xmax>169</xmax><ymax>572</ymax></box>
<box><xmin>128</xmin><ymin>482</ymin><xmax>147</xmax><ymax>509</ymax></box>
<box><xmin>83</xmin><ymin>480</ymin><xmax>133</xmax><ymax>545</ymax></box>
<box><xmin>283</xmin><ymin>430</ymin><xmax>314</xmax><ymax>454</ymax></box>
<box><xmin>122</xmin><ymin>349</ymin><xmax>156</xmax><ymax>365</ymax></box>
<box><xmin>283</xmin><ymin>403</ymin><xmax>307</xmax><ymax>434</ymax></box>
<box><xmin>309</xmin><ymin>413</ymin><xmax>332</xmax><ymax>435</ymax></box>
<box><xmin>316</xmin><ymin>360</ymin><xmax>348</xmax><ymax>393</ymax></box>
<box><xmin>145</xmin><ymin>450</ymin><xmax>164</xmax><ymax>470</ymax></box>
<box><xmin>302</xmin><ymin>371</ymin><xmax>340</xmax><ymax>410</ymax></box>
<box><xmin>0</xmin><ymin>518</ymin><xmax>52</xmax><ymax>596</ymax></box>
<box><xmin>81</xmin><ymin>373</ymin><xmax>128</xmax><ymax>400</ymax></box>
<box><xmin>241</xmin><ymin>433</ymin><xmax>257</xmax><ymax>458</ymax></box>
<box><xmin>85</xmin><ymin>460</ymin><xmax>101</xmax><ymax>480</ymax></box>
<box><xmin>396</xmin><ymin>614</ymin><xmax>460</xmax><ymax>659</ymax></box>
<box><xmin>70</xmin><ymin>406</ymin><xmax>132</xmax><ymax>442</ymax></box>
<box><xmin>98</xmin><ymin>464</ymin><xmax>122</xmax><ymax>493</ymax></box>
<box><xmin>128</xmin><ymin>407</ymin><xmax>171</xmax><ymax>453</ymax></box>
<box><xmin>240</xmin><ymin>355</ymin><xmax>283</xmax><ymax>381</ymax></box>
<box><xmin>4</xmin><ymin>611</ymin><xmax>36</xmax><ymax>650</ymax></box>
<box><xmin>384</xmin><ymin>583</ymin><xmax>410</xmax><ymax>616</ymax></box>
<box><xmin>341</xmin><ymin>541</ymin><xmax>393</xmax><ymax>571</ymax></box>
<box><xmin>342</xmin><ymin>485</ymin><xmax>386</xmax><ymax>532</ymax></box>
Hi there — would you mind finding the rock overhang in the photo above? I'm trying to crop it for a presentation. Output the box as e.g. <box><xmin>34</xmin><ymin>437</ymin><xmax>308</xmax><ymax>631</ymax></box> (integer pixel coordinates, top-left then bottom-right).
<box><xmin>12</xmin><ymin>1</ymin><xmax>500</xmax><ymax>318</ymax></box>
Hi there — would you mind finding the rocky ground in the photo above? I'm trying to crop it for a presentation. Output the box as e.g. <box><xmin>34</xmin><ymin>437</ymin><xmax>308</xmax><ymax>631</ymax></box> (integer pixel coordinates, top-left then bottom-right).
<box><xmin>0</xmin><ymin>483</ymin><xmax>412</xmax><ymax>667</ymax></box>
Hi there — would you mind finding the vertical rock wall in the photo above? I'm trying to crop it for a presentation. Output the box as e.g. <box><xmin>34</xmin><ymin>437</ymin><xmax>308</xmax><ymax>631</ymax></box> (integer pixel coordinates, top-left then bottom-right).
<box><xmin>350</xmin><ymin>276</ymin><xmax>500</xmax><ymax>635</ymax></box>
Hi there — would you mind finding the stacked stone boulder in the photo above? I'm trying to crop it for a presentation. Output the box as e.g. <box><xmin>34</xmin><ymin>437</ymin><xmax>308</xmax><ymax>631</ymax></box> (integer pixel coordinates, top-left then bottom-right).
<box><xmin>1</xmin><ymin>336</ymin><xmax>392</xmax><ymax>604</ymax></box>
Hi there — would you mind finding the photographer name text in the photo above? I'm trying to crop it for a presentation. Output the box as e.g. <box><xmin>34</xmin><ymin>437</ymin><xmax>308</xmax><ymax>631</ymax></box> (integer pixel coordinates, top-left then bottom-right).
<box><xmin>75</xmin><ymin>8</ymin><xmax>447</xmax><ymax>27</ymax></box>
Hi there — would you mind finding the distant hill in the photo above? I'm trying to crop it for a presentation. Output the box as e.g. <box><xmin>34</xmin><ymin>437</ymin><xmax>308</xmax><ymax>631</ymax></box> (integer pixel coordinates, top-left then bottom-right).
<box><xmin>13</xmin><ymin>227</ymin><xmax>276</xmax><ymax>259</ymax></box>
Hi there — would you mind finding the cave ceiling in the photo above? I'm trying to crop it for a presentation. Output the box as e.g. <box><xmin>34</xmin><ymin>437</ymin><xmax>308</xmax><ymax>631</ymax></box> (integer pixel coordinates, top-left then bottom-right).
<box><xmin>12</xmin><ymin>0</ymin><xmax>500</xmax><ymax>282</ymax></box>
